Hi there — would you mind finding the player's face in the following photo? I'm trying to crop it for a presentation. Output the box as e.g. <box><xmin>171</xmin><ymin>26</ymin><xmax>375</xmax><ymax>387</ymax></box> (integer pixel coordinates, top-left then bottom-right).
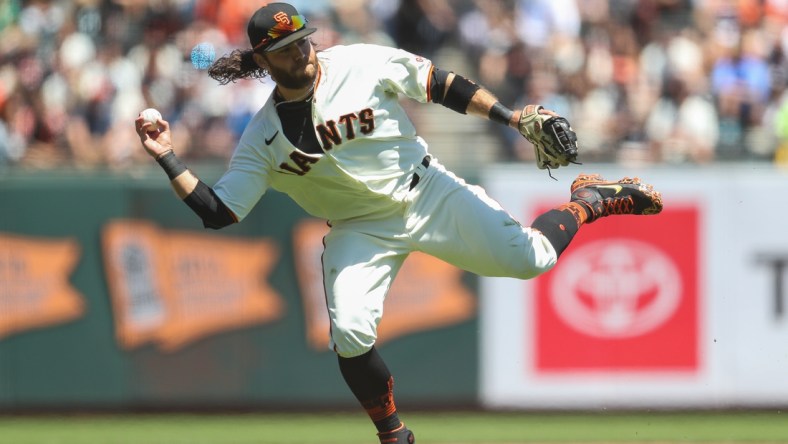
<box><xmin>262</xmin><ymin>38</ymin><xmax>317</xmax><ymax>90</ymax></box>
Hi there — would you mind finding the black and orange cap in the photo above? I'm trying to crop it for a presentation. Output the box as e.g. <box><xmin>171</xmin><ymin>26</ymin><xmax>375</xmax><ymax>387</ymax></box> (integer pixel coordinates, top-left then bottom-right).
<box><xmin>247</xmin><ymin>2</ymin><xmax>317</xmax><ymax>52</ymax></box>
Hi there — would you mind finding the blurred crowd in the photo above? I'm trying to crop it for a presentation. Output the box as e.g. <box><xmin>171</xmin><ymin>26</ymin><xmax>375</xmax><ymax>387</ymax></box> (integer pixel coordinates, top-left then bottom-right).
<box><xmin>1</xmin><ymin>0</ymin><xmax>788</xmax><ymax>171</ymax></box>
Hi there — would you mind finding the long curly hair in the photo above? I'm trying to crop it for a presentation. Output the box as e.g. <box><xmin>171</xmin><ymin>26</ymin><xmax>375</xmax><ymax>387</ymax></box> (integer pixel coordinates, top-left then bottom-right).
<box><xmin>208</xmin><ymin>40</ymin><xmax>319</xmax><ymax>85</ymax></box>
<box><xmin>208</xmin><ymin>49</ymin><xmax>267</xmax><ymax>85</ymax></box>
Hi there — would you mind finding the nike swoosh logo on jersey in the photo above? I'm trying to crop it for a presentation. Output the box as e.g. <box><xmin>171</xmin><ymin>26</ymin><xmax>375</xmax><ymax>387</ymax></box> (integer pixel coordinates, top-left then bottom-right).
<box><xmin>596</xmin><ymin>184</ymin><xmax>623</xmax><ymax>194</ymax></box>
<box><xmin>265</xmin><ymin>131</ymin><xmax>279</xmax><ymax>145</ymax></box>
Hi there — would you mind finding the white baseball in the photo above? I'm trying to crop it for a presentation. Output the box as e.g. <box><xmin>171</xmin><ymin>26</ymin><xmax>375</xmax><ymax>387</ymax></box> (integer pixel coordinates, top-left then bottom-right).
<box><xmin>139</xmin><ymin>108</ymin><xmax>163</xmax><ymax>130</ymax></box>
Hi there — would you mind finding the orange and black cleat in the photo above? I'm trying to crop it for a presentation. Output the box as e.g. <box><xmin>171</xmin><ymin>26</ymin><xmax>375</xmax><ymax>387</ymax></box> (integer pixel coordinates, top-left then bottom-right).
<box><xmin>570</xmin><ymin>174</ymin><xmax>663</xmax><ymax>223</ymax></box>
<box><xmin>378</xmin><ymin>423</ymin><xmax>415</xmax><ymax>444</ymax></box>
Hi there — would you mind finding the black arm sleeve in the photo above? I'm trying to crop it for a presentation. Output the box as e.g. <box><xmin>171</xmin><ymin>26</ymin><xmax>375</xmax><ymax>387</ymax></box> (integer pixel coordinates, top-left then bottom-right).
<box><xmin>429</xmin><ymin>67</ymin><xmax>451</xmax><ymax>104</ymax></box>
<box><xmin>429</xmin><ymin>67</ymin><xmax>480</xmax><ymax>114</ymax></box>
<box><xmin>182</xmin><ymin>180</ymin><xmax>238</xmax><ymax>230</ymax></box>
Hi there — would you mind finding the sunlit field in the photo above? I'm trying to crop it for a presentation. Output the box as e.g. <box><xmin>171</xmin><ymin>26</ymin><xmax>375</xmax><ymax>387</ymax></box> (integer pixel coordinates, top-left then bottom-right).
<box><xmin>0</xmin><ymin>410</ymin><xmax>786</xmax><ymax>444</ymax></box>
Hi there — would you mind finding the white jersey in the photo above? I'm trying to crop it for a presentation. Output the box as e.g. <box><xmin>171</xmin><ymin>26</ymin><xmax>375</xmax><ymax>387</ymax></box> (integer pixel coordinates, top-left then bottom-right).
<box><xmin>211</xmin><ymin>43</ymin><xmax>557</xmax><ymax>359</ymax></box>
<box><xmin>214</xmin><ymin>44</ymin><xmax>435</xmax><ymax>222</ymax></box>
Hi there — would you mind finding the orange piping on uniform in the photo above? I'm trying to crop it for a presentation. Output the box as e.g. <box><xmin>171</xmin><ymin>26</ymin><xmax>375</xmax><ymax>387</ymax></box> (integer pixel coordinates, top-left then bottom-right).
<box><xmin>426</xmin><ymin>64</ymin><xmax>435</xmax><ymax>103</ymax></box>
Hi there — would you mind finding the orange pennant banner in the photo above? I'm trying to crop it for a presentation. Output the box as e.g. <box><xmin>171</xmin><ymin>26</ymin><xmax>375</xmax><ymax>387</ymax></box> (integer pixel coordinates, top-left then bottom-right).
<box><xmin>293</xmin><ymin>219</ymin><xmax>476</xmax><ymax>351</ymax></box>
<box><xmin>102</xmin><ymin>220</ymin><xmax>284</xmax><ymax>352</ymax></box>
<box><xmin>0</xmin><ymin>234</ymin><xmax>85</xmax><ymax>339</ymax></box>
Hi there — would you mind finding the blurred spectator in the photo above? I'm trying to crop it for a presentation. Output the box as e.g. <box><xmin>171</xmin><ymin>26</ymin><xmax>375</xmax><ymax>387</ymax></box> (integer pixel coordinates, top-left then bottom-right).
<box><xmin>775</xmin><ymin>88</ymin><xmax>788</xmax><ymax>164</ymax></box>
<box><xmin>459</xmin><ymin>0</ymin><xmax>521</xmax><ymax>96</ymax></box>
<box><xmin>516</xmin><ymin>0</ymin><xmax>580</xmax><ymax>49</ymax></box>
<box><xmin>710</xmin><ymin>27</ymin><xmax>772</xmax><ymax>159</ymax></box>
<box><xmin>391</xmin><ymin>0</ymin><xmax>456</xmax><ymax>59</ymax></box>
<box><xmin>458</xmin><ymin>0</ymin><xmax>532</xmax><ymax>160</ymax></box>
<box><xmin>0</xmin><ymin>0</ymin><xmax>787</xmax><ymax>171</ymax></box>
<box><xmin>644</xmin><ymin>75</ymin><xmax>719</xmax><ymax>163</ymax></box>
<box><xmin>330</xmin><ymin>0</ymin><xmax>394</xmax><ymax>47</ymax></box>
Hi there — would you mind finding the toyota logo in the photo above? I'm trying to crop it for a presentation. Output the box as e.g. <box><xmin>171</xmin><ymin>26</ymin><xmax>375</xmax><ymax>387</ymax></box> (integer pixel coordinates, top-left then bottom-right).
<box><xmin>549</xmin><ymin>239</ymin><xmax>682</xmax><ymax>338</ymax></box>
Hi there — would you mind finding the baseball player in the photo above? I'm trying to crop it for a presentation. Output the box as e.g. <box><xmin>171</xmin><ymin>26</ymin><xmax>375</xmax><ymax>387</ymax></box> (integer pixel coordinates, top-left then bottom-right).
<box><xmin>135</xmin><ymin>3</ymin><xmax>663</xmax><ymax>443</ymax></box>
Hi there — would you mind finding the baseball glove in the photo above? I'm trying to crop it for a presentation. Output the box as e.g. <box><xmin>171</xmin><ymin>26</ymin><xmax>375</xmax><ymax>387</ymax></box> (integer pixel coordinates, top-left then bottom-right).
<box><xmin>518</xmin><ymin>104</ymin><xmax>579</xmax><ymax>171</ymax></box>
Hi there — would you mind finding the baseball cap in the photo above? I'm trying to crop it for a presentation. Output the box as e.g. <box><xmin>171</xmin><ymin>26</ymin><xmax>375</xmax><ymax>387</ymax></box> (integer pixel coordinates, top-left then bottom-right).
<box><xmin>247</xmin><ymin>3</ymin><xmax>317</xmax><ymax>52</ymax></box>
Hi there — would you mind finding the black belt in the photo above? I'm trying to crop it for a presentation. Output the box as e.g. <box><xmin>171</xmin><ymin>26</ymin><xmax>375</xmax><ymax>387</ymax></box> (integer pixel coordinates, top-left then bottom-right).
<box><xmin>409</xmin><ymin>155</ymin><xmax>431</xmax><ymax>190</ymax></box>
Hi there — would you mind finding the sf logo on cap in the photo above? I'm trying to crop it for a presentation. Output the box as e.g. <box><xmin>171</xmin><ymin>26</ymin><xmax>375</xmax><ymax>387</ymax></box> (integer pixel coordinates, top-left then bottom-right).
<box><xmin>274</xmin><ymin>12</ymin><xmax>291</xmax><ymax>25</ymax></box>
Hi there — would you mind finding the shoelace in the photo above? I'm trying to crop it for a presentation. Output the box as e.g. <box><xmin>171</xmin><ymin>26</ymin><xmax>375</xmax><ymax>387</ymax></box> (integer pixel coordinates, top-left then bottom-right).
<box><xmin>601</xmin><ymin>196</ymin><xmax>634</xmax><ymax>216</ymax></box>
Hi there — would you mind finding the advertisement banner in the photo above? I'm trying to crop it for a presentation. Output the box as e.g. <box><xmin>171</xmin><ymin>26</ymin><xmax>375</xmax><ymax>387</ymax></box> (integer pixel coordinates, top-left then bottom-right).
<box><xmin>0</xmin><ymin>175</ymin><xmax>479</xmax><ymax>409</ymax></box>
<box><xmin>0</xmin><ymin>234</ymin><xmax>85</xmax><ymax>339</ymax></box>
<box><xmin>102</xmin><ymin>220</ymin><xmax>284</xmax><ymax>352</ymax></box>
<box><xmin>480</xmin><ymin>166</ymin><xmax>788</xmax><ymax>408</ymax></box>
<box><xmin>532</xmin><ymin>205</ymin><xmax>699</xmax><ymax>373</ymax></box>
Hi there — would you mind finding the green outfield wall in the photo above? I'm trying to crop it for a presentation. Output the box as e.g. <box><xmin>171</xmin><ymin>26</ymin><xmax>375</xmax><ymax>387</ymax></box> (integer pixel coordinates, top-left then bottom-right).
<box><xmin>0</xmin><ymin>166</ymin><xmax>478</xmax><ymax>411</ymax></box>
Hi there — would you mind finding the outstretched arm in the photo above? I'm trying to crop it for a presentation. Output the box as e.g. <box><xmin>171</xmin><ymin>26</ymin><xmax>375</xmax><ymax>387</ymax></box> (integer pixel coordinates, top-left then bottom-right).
<box><xmin>430</xmin><ymin>68</ymin><xmax>577</xmax><ymax>171</ymax></box>
<box><xmin>430</xmin><ymin>68</ymin><xmax>557</xmax><ymax>126</ymax></box>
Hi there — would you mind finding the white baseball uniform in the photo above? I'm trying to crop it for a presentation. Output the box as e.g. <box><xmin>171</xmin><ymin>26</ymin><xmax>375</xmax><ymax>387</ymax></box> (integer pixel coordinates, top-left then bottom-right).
<box><xmin>214</xmin><ymin>44</ymin><xmax>557</xmax><ymax>357</ymax></box>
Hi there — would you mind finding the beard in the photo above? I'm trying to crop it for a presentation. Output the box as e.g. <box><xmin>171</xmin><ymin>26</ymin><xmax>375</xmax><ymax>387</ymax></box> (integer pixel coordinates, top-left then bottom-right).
<box><xmin>267</xmin><ymin>60</ymin><xmax>317</xmax><ymax>90</ymax></box>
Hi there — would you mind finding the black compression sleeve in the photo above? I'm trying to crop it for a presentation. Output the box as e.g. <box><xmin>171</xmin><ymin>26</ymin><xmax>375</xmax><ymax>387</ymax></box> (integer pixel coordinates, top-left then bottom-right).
<box><xmin>430</xmin><ymin>67</ymin><xmax>450</xmax><ymax>104</ymax></box>
<box><xmin>182</xmin><ymin>181</ymin><xmax>237</xmax><ymax>230</ymax></box>
<box><xmin>531</xmin><ymin>209</ymin><xmax>579</xmax><ymax>258</ymax></box>
<box><xmin>430</xmin><ymin>68</ymin><xmax>480</xmax><ymax>114</ymax></box>
<box><xmin>338</xmin><ymin>347</ymin><xmax>401</xmax><ymax>433</ymax></box>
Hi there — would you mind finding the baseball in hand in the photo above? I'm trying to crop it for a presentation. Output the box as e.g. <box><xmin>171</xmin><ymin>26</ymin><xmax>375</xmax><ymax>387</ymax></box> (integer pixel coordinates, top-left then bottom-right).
<box><xmin>139</xmin><ymin>108</ymin><xmax>163</xmax><ymax>131</ymax></box>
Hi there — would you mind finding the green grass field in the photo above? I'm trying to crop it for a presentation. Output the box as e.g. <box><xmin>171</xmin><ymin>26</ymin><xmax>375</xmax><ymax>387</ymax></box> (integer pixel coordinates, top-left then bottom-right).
<box><xmin>0</xmin><ymin>411</ymin><xmax>786</xmax><ymax>444</ymax></box>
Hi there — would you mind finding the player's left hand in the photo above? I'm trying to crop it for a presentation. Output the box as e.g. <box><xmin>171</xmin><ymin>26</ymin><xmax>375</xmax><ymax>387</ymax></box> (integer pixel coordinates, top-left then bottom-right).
<box><xmin>518</xmin><ymin>104</ymin><xmax>579</xmax><ymax>170</ymax></box>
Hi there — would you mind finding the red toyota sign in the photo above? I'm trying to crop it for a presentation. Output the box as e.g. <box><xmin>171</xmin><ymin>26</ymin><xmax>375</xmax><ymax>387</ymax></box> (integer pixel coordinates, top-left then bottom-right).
<box><xmin>532</xmin><ymin>206</ymin><xmax>700</xmax><ymax>373</ymax></box>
